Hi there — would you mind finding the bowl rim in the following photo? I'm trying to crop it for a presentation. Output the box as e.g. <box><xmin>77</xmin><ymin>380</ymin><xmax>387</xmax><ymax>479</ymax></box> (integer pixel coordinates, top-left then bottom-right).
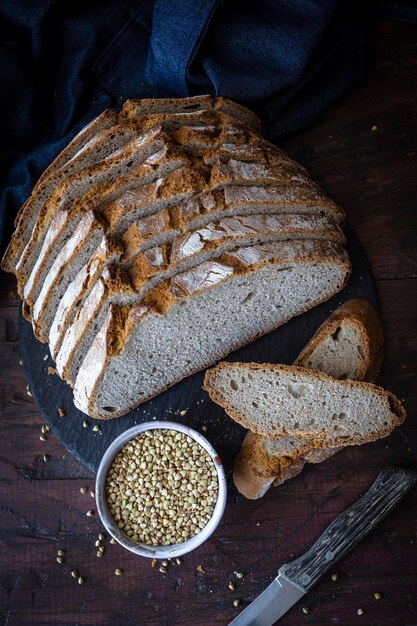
<box><xmin>95</xmin><ymin>421</ymin><xmax>227</xmax><ymax>558</ymax></box>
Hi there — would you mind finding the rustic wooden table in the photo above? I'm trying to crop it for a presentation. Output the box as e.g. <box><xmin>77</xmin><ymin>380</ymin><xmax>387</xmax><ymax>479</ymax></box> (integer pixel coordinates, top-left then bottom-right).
<box><xmin>1</xmin><ymin>18</ymin><xmax>416</xmax><ymax>626</ymax></box>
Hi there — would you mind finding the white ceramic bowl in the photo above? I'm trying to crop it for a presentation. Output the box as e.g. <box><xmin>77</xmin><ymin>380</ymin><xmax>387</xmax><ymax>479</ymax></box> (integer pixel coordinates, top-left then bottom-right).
<box><xmin>95</xmin><ymin>421</ymin><xmax>227</xmax><ymax>558</ymax></box>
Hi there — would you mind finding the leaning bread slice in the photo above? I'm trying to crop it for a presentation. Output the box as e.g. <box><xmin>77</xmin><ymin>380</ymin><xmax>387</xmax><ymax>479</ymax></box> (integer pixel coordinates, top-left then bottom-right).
<box><xmin>72</xmin><ymin>239</ymin><xmax>350</xmax><ymax>418</ymax></box>
<box><xmin>232</xmin><ymin>298</ymin><xmax>384</xmax><ymax>498</ymax></box>
<box><xmin>204</xmin><ymin>362</ymin><xmax>404</xmax><ymax>446</ymax></box>
<box><xmin>295</xmin><ymin>298</ymin><xmax>384</xmax><ymax>384</ymax></box>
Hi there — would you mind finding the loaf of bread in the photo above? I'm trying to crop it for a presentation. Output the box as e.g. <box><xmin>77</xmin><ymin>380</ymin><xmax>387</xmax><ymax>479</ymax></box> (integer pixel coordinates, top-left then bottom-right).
<box><xmin>228</xmin><ymin>298</ymin><xmax>385</xmax><ymax>498</ymax></box>
<box><xmin>2</xmin><ymin>95</ymin><xmax>351</xmax><ymax>418</ymax></box>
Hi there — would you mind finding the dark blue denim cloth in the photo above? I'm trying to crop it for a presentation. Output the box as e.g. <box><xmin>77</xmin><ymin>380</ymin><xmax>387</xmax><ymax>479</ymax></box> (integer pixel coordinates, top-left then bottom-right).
<box><xmin>0</xmin><ymin>0</ymin><xmax>408</xmax><ymax>253</ymax></box>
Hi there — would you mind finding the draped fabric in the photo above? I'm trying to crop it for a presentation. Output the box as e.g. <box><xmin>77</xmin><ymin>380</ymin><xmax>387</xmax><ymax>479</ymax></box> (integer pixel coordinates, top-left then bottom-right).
<box><xmin>0</xmin><ymin>0</ymin><xmax>401</xmax><ymax>253</ymax></box>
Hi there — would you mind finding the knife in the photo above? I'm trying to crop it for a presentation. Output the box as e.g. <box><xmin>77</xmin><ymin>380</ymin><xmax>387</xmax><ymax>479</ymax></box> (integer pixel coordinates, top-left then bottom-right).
<box><xmin>229</xmin><ymin>466</ymin><xmax>417</xmax><ymax>626</ymax></box>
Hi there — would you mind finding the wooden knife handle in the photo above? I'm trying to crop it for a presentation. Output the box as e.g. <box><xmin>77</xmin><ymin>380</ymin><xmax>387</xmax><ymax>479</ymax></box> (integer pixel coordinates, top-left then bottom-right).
<box><xmin>279</xmin><ymin>467</ymin><xmax>417</xmax><ymax>591</ymax></box>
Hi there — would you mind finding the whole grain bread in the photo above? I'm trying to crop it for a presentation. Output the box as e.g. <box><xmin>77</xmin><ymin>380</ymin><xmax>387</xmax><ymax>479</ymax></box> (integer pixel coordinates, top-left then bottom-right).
<box><xmin>230</xmin><ymin>298</ymin><xmax>384</xmax><ymax>498</ymax></box>
<box><xmin>2</xmin><ymin>95</ymin><xmax>352</xmax><ymax>421</ymax></box>
<box><xmin>72</xmin><ymin>239</ymin><xmax>350</xmax><ymax>418</ymax></box>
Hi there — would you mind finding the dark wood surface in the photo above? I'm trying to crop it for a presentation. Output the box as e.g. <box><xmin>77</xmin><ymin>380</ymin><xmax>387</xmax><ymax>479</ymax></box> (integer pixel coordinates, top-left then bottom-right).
<box><xmin>1</xmin><ymin>18</ymin><xmax>416</xmax><ymax>626</ymax></box>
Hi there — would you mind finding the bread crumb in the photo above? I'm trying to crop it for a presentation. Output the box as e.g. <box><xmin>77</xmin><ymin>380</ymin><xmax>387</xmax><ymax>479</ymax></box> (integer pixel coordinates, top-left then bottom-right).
<box><xmin>371</xmin><ymin>125</ymin><xmax>378</xmax><ymax>131</ymax></box>
<box><xmin>57</xmin><ymin>407</ymin><xmax>66</xmax><ymax>417</ymax></box>
<box><xmin>196</xmin><ymin>565</ymin><xmax>206</xmax><ymax>573</ymax></box>
<box><xmin>48</xmin><ymin>366</ymin><xmax>56</xmax><ymax>376</ymax></box>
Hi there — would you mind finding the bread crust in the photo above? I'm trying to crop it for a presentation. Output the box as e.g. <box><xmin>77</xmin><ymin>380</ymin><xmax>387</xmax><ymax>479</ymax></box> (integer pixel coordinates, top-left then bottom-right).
<box><xmin>121</xmin><ymin>95</ymin><xmax>262</xmax><ymax>133</ymax></box>
<box><xmin>295</xmin><ymin>297</ymin><xmax>384</xmax><ymax>382</ymax></box>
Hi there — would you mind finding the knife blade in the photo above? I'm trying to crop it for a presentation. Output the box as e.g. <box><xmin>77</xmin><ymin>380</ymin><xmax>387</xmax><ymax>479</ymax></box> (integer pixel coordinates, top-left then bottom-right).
<box><xmin>229</xmin><ymin>466</ymin><xmax>417</xmax><ymax>626</ymax></box>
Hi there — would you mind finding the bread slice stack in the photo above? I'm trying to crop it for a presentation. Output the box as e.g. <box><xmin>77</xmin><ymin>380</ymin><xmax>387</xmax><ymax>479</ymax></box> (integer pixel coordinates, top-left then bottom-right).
<box><xmin>204</xmin><ymin>299</ymin><xmax>406</xmax><ymax>499</ymax></box>
<box><xmin>2</xmin><ymin>95</ymin><xmax>351</xmax><ymax>419</ymax></box>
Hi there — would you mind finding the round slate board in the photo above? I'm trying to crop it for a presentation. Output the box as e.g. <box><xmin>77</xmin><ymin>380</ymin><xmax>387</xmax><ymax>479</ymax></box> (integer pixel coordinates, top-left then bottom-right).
<box><xmin>19</xmin><ymin>225</ymin><xmax>378</xmax><ymax>476</ymax></box>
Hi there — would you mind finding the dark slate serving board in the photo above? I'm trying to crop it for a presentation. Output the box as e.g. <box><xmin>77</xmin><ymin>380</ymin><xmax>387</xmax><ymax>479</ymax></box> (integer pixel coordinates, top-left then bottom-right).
<box><xmin>19</xmin><ymin>224</ymin><xmax>378</xmax><ymax>476</ymax></box>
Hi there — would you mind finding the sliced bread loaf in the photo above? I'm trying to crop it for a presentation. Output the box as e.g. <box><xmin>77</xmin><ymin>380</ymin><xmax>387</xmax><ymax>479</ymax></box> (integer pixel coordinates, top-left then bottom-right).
<box><xmin>72</xmin><ymin>239</ymin><xmax>350</xmax><ymax>418</ymax></box>
<box><xmin>2</xmin><ymin>95</ymin><xmax>351</xmax><ymax>421</ymax></box>
<box><xmin>231</xmin><ymin>298</ymin><xmax>384</xmax><ymax>498</ymax></box>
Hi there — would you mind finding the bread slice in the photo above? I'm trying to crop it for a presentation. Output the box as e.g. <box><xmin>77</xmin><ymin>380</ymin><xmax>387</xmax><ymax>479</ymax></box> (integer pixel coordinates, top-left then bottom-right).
<box><xmin>121</xmin><ymin>95</ymin><xmax>261</xmax><ymax>132</ymax></box>
<box><xmin>203</xmin><ymin>362</ymin><xmax>404</xmax><ymax>449</ymax></box>
<box><xmin>231</xmin><ymin>298</ymin><xmax>384</xmax><ymax>498</ymax></box>
<box><xmin>48</xmin><ymin>236</ymin><xmax>123</xmax><ymax>359</ymax></box>
<box><xmin>72</xmin><ymin>239</ymin><xmax>350</xmax><ymax>418</ymax></box>
<box><xmin>295</xmin><ymin>298</ymin><xmax>384</xmax><ymax>383</ymax></box>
